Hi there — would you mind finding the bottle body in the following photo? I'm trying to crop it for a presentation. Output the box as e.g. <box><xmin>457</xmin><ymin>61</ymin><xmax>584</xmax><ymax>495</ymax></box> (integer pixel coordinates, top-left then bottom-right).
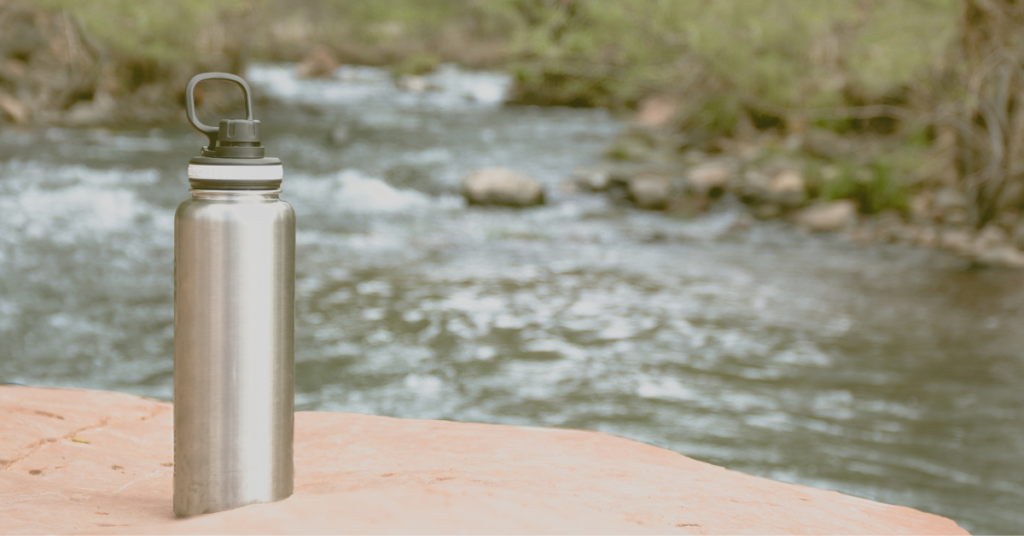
<box><xmin>173</xmin><ymin>187</ymin><xmax>295</xmax><ymax>517</ymax></box>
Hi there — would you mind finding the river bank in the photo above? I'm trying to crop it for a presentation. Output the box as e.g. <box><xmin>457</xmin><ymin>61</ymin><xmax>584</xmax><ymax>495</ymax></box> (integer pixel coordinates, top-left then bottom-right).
<box><xmin>582</xmin><ymin>120</ymin><xmax>1024</xmax><ymax>269</ymax></box>
<box><xmin>5</xmin><ymin>1</ymin><xmax>1024</xmax><ymax>270</ymax></box>
<box><xmin>0</xmin><ymin>0</ymin><xmax>253</xmax><ymax>127</ymax></box>
<box><xmin>0</xmin><ymin>0</ymin><xmax>508</xmax><ymax>128</ymax></box>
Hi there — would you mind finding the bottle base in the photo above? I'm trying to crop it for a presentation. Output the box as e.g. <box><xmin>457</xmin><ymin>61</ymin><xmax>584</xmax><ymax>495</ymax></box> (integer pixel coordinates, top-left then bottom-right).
<box><xmin>173</xmin><ymin>489</ymin><xmax>294</xmax><ymax>518</ymax></box>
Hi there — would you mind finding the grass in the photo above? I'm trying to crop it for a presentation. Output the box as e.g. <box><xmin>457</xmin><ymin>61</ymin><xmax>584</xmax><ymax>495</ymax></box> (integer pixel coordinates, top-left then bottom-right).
<box><xmin>43</xmin><ymin>1</ymin><xmax>959</xmax><ymax>122</ymax></box>
<box><xmin>37</xmin><ymin>0</ymin><xmax>247</xmax><ymax>65</ymax></box>
<box><xmin>500</xmin><ymin>1</ymin><xmax>958</xmax><ymax>123</ymax></box>
<box><xmin>807</xmin><ymin>158</ymin><xmax>911</xmax><ymax>214</ymax></box>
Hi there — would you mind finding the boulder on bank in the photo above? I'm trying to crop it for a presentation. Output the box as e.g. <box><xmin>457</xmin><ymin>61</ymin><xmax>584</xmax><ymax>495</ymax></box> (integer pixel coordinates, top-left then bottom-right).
<box><xmin>573</xmin><ymin>166</ymin><xmax>614</xmax><ymax>191</ymax></box>
<box><xmin>634</xmin><ymin>95</ymin><xmax>679</xmax><ymax>129</ymax></box>
<box><xmin>63</xmin><ymin>91</ymin><xmax>115</xmax><ymax>127</ymax></box>
<box><xmin>0</xmin><ymin>91</ymin><xmax>30</xmax><ymax>124</ymax></box>
<box><xmin>628</xmin><ymin>172</ymin><xmax>672</xmax><ymax>210</ymax></box>
<box><xmin>0</xmin><ymin>386</ymin><xmax>966</xmax><ymax>534</ymax></box>
<box><xmin>739</xmin><ymin>168</ymin><xmax>806</xmax><ymax>210</ymax></box>
<box><xmin>1013</xmin><ymin>221</ymin><xmax>1024</xmax><ymax>250</ymax></box>
<box><xmin>793</xmin><ymin>200</ymin><xmax>858</xmax><ymax>232</ymax></box>
<box><xmin>297</xmin><ymin>45</ymin><xmax>339</xmax><ymax>78</ymax></box>
<box><xmin>687</xmin><ymin>162</ymin><xmax>732</xmax><ymax>198</ymax></box>
<box><xmin>462</xmin><ymin>168</ymin><xmax>545</xmax><ymax>207</ymax></box>
<box><xmin>768</xmin><ymin>169</ymin><xmax>807</xmax><ymax>208</ymax></box>
<box><xmin>395</xmin><ymin>75</ymin><xmax>436</xmax><ymax>93</ymax></box>
<box><xmin>975</xmin><ymin>224</ymin><xmax>1009</xmax><ymax>251</ymax></box>
<box><xmin>940</xmin><ymin>228</ymin><xmax>975</xmax><ymax>255</ymax></box>
<box><xmin>974</xmin><ymin>245</ymin><xmax>1024</xmax><ymax>268</ymax></box>
<box><xmin>604</xmin><ymin>128</ymin><xmax>659</xmax><ymax>161</ymax></box>
<box><xmin>956</xmin><ymin>224</ymin><xmax>1024</xmax><ymax>268</ymax></box>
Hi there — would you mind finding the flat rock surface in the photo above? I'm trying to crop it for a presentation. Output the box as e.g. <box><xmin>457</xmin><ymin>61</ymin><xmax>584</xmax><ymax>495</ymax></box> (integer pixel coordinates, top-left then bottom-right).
<box><xmin>0</xmin><ymin>386</ymin><xmax>967</xmax><ymax>534</ymax></box>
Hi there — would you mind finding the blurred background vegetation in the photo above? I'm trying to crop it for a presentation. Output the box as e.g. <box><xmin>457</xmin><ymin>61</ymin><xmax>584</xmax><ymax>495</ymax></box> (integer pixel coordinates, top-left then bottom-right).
<box><xmin>4</xmin><ymin>0</ymin><xmax>1024</xmax><ymax>233</ymax></box>
<box><xmin>29</xmin><ymin>0</ymin><xmax>959</xmax><ymax>118</ymax></box>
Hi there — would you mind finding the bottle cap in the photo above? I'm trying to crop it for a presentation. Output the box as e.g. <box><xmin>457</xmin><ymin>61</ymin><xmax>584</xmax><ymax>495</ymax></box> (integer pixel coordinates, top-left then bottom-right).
<box><xmin>185</xmin><ymin>72</ymin><xmax>282</xmax><ymax>189</ymax></box>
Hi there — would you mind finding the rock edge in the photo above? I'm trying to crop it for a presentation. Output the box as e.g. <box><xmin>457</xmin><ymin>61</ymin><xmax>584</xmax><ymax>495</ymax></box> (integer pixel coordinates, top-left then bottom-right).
<box><xmin>0</xmin><ymin>386</ymin><xmax>967</xmax><ymax>535</ymax></box>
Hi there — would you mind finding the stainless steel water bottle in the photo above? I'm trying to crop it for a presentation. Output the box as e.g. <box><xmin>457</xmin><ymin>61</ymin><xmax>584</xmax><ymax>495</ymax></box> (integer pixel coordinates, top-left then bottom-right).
<box><xmin>173</xmin><ymin>73</ymin><xmax>295</xmax><ymax>517</ymax></box>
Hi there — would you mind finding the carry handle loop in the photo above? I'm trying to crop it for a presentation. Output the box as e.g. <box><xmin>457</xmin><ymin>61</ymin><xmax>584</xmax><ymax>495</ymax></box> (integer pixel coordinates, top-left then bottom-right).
<box><xmin>185</xmin><ymin>72</ymin><xmax>254</xmax><ymax>150</ymax></box>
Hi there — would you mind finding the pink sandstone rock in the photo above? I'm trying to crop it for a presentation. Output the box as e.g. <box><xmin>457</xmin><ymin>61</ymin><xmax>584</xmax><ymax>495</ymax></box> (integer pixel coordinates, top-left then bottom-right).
<box><xmin>0</xmin><ymin>386</ymin><xmax>967</xmax><ymax>534</ymax></box>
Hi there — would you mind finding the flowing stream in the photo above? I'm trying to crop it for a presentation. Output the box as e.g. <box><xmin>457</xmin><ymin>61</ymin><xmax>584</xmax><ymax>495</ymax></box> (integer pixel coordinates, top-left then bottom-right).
<box><xmin>1</xmin><ymin>64</ymin><xmax>1022</xmax><ymax>533</ymax></box>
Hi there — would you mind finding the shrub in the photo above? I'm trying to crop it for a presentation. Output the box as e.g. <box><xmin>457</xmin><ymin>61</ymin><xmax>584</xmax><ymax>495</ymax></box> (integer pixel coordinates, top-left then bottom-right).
<box><xmin>819</xmin><ymin>160</ymin><xmax>909</xmax><ymax>214</ymax></box>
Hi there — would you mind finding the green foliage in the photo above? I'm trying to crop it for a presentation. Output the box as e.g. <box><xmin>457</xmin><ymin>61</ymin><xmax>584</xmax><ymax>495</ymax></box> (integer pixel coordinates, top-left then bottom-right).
<box><xmin>391</xmin><ymin>52</ymin><xmax>442</xmax><ymax>77</ymax></box>
<box><xmin>34</xmin><ymin>0</ymin><xmax>962</xmax><ymax>145</ymax></box>
<box><xmin>604</xmin><ymin>134</ymin><xmax>654</xmax><ymax>161</ymax></box>
<box><xmin>242</xmin><ymin>0</ymin><xmax>515</xmax><ymax>65</ymax></box>
<box><xmin>38</xmin><ymin>0</ymin><xmax>247</xmax><ymax>65</ymax></box>
<box><xmin>25</xmin><ymin>0</ymin><xmax>963</xmax><ymax>215</ymax></box>
<box><xmin>39</xmin><ymin>0</ymin><xmax>960</xmax><ymax>130</ymax></box>
<box><xmin>819</xmin><ymin>160</ymin><xmax>909</xmax><ymax>214</ymax></box>
<box><xmin>38</xmin><ymin>0</ymin><xmax>496</xmax><ymax>69</ymax></box>
<box><xmin>330</xmin><ymin>1</ymin><xmax>465</xmax><ymax>45</ymax></box>
<box><xmin>496</xmin><ymin>0</ymin><xmax>958</xmax><ymax>135</ymax></box>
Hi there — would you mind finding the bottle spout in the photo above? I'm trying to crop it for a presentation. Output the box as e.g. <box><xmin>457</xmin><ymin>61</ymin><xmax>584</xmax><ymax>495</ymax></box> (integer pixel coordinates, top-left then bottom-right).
<box><xmin>185</xmin><ymin>72</ymin><xmax>265</xmax><ymax>158</ymax></box>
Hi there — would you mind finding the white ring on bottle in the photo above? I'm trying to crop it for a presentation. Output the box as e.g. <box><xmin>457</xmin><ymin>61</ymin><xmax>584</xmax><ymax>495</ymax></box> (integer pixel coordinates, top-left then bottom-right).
<box><xmin>188</xmin><ymin>164</ymin><xmax>284</xmax><ymax>180</ymax></box>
